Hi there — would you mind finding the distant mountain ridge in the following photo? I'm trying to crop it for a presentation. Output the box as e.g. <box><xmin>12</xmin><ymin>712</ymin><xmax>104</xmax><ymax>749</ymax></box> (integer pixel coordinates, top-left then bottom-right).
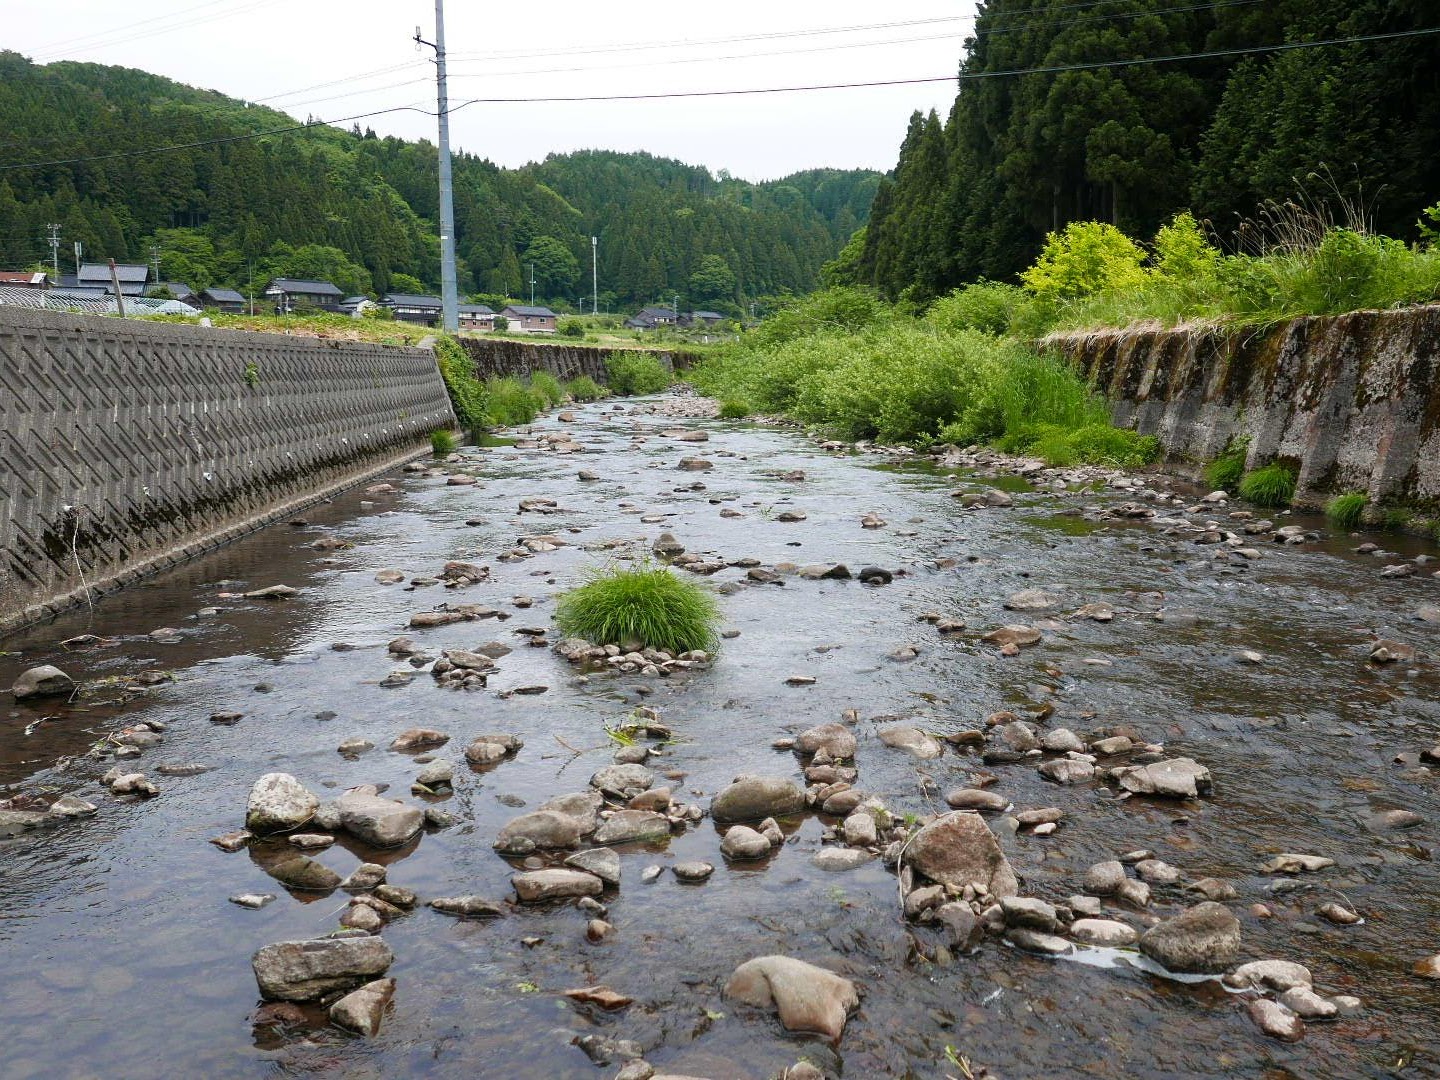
<box><xmin>0</xmin><ymin>51</ymin><xmax>880</xmax><ymax>309</ymax></box>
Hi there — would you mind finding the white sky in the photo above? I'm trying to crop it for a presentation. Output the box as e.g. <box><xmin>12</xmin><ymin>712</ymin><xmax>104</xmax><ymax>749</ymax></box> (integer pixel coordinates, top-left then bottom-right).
<box><xmin>8</xmin><ymin>0</ymin><xmax>975</xmax><ymax>181</ymax></box>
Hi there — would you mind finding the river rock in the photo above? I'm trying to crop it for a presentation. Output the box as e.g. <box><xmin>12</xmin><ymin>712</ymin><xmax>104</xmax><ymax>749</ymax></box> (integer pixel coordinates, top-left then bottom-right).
<box><xmin>1280</xmin><ymin>986</ymin><xmax>1338</xmax><ymax>1020</ymax></box>
<box><xmin>1040</xmin><ymin>728</ymin><xmax>1086</xmax><ymax>753</ymax></box>
<box><xmin>795</xmin><ymin>723</ymin><xmax>856</xmax><ymax>759</ymax></box>
<box><xmin>878</xmin><ymin>724</ymin><xmax>943</xmax><ymax>759</ymax></box>
<box><xmin>593</xmin><ymin>810</ymin><xmax>670</xmax><ymax>845</ymax></box>
<box><xmin>414</xmin><ymin>760</ymin><xmax>453</xmax><ymax>790</ymax></box>
<box><xmin>590</xmin><ymin>764</ymin><xmax>655</xmax><ymax>800</ymax></box>
<box><xmin>12</xmin><ymin>665</ymin><xmax>75</xmax><ymax>701</ymax></box>
<box><xmin>1007</xmin><ymin>928</ymin><xmax>1073</xmax><ymax>955</ymax></box>
<box><xmin>724</xmin><ymin>956</ymin><xmax>859</xmax><ymax>1041</ymax></box>
<box><xmin>564</xmin><ymin>847</ymin><xmax>622</xmax><ymax>886</ymax></box>
<box><xmin>812</xmin><ymin>848</ymin><xmax>873</xmax><ymax>872</ymax></box>
<box><xmin>389</xmin><ymin>728</ymin><xmax>449</xmax><ymax>752</ymax></box>
<box><xmin>1005</xmin><ymin>589</ymin><xmax>1060</xmax><ymax>611</ymax></box>
<box><xmin>1116</xmin><ymin>757</ymin><xmax>1212</xmax><ymax>798</ymax></box>
<box><xmin>47</xmin><ymin>794</ymin><xmax>97</xmax><ymax>818</ymax></box>
<box><xmin>495</xmin><ymin>810</ymin><xmax>584</xmax><ymax>854</ymax></box>
<box><xmin>335</xmin><ymin>791</ymin><xmax>423</xmax><ymax>848</ymax></box>
<box><xmin>246</xmin><ymin>773</ymin><xmax>319</xmax><ymax>834</ymax></box>
<box><xmin>1002</xmin><ymin>896</ymin><xmax>1058</xmax><ymax>931</ymax></box>
<box><xmin>673</xmin><ymin>861</ymin><xmax>715</xmax><ymax>882</ymax></box>
<box><xmin>945</xmin><ymin>788</ymin><xmax>1009</xmax><ymax>812</ymax></box>
<box><xmin>904</xmin><ymin>811</ymin><xmax>1018</xmax><ymax>897</ymax></box>
<box><xmin>429</xmin><ymin>895</ymin><xmax>507</xmax><ymax>919</ymax></box>
<box><xmin>1263</xmin><ymin>853</ymin><xmax>1335</xmax><ymax>873</ymax></box>
<box><xmin>1070</xmin><ymin>918</ymin><xmax>1138</xmax><ymax>946</ymax></box>
<box><xmin>1248</xmin><ymin>999</ymin><xmax>1304</xmax><ymax>1042</ymax></box>
<box><xmin>721</xmin><ymin>825</ymin><xmax>773</xmax><ymax>860</ymax></box>
<box><xmin>512</xmin><ymin>868</ymin><xmax>604</xmax><ymax>902</ymax></box>
<box><xmin>464</xmin><ymin>733</ymin><xmax>523</xmax><ymax>764</ymax></box>
<box><xmin>0</xmin><ymin>810</ymin><xmax>49</xmax><ymax>837</ymax></box>
<box><xmin>268</xmin><ymin>855</ymin><xmax>342</xmax><ymax>891</ymax></box>
<box><xmin>711</xmin><ymin>776</ymin><xmax>806</xmax><ymax>823</ymax></box>
<box><xmin>1223</xmin><ymin>959</ymin><xmax>1312</xmax><ymax>992</ymax></box>
<box><xmin>342</xmin><ymin>863</ymin><xmax>387</xmax><ymax>890</ymax></box>
<box><xmin>329</xmin><ymin>977</ymin><xmax>395</xmax><ymax>1036</ymax></box>
<box><xmin>982</xmin><ymin>625</ymin><xmax>1041</xmax><ymax>648</ymax></box>
<box><xmin>252</xmin><ymin>937</ymin><xmax>393</xmax><ymax>1002</ymax></box>
<box><xmin>1038</xmin><ymin>759</ymin><xmax>1095</xmax><ymax>785</ymax></box>
<box><xmin>1138</xmin><ymin>901</ymin><xmax>1240</xmax><ymax>972</ymax></box>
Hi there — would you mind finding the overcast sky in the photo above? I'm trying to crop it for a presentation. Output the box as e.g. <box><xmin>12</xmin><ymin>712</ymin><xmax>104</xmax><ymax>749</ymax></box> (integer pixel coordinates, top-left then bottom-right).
<box><xmin>9</xmin><ymin>0</ymin><xmax>975</xmax><ymax>180</ymax></box>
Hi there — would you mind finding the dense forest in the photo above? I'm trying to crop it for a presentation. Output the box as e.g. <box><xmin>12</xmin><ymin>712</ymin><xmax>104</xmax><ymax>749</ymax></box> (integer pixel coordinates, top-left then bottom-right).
<box><xmin>0</xmin><ymin>52</ymin><xmax>878</xmax><ymax>311</ymax></box>
<box><xmin>841</xmin><ymin>0</ymin><xmax>1440</xmax><ymax>304</ymax></box>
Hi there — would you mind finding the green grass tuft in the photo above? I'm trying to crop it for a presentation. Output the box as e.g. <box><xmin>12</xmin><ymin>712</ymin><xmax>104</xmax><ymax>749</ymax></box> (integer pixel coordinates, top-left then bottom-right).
<box><xmin>555</xmin><ymin>564</ymin><xmax>720</xmax><ymax>654</ymax></box>
<box><xmin>486</xmin><ymin>376</ymin><xmax>545</xmax><ymax>426</ymax></box>
<box><xmin>1325</xmin><ymin>491</ymin><xmax>1367</xmax><ymax>528</ymax></box>
<box><xmin>565</xmin><ymin>375</ymin><xmax>608</xmax><ymax>402</ymax></box>
<box><xmin>605</xmin><ymin>352</ymin><xmax>672</xmax><ymax>396</ymax></box>
<box><xmin>718</xmin><ymin>399</ymin><xmax>752</xmax><ymax>419</ymax></box>
<box><xmin>1203</xmin><ymin>441</ymin><xmax>1249</xmax><ymax>491</ymax></box>
<box><xmin>429</xmin><ymin>429</ymin><xmax>457</xmax><ymax>455</ymax></box>
<box><xmin>529</xmin><ymin>371</ymin><xmax>566</xmax><ymax>408</ymax></box>
<box><xmin>1238</xmin><ymin>463</ymin><xmax>1296</xmax><ymax>507</ymax></box>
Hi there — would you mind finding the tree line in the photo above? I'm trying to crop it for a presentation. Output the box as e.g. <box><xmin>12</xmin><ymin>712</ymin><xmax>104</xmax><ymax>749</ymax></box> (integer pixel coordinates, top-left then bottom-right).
<box><xmin>0</xmin><ymin>52</ymin><xmax>878</xmax><ymax>311</ymax></box>
<box><xmin>835</xmin><ymin>0</ymin><xmax>1440</xmax><ymax>305</ymax></box>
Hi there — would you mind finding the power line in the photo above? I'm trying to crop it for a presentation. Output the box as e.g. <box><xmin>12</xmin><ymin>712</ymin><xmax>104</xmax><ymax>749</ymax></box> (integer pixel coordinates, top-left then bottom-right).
<box><xmin>31</xmin><ymin>0</ymin><xmax>286</xmax><ymax>63</ymax></box>
<box><xmin>25</xmin><ymin>0</ymin><xmax>233</xmax><ymax>56</ymax></box>
<box><xmin>4</xmin><ymin>24</ymin><xmax>1438</xmax><ymax>174</ymax></box>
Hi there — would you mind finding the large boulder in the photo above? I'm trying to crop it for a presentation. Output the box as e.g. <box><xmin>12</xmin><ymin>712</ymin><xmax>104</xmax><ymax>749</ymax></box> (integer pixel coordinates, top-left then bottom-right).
<box><xmin>1116</xmin><ymin>758</ymin><xmax>1212</xmax><ymax>799</ymax></box>
<box><xmin>794</xmin><ymin>723</ymin><xmax>856</xmax><ymax>759</ymax></box>
<box><xmin>12</xmin><ymin>665</ymin><xmax>74</xmax><ymax>701</ymax></box>
<box><xmin>590</xmin><ymin>764</ymin><xmax>655</xmax><ymax>800</ymax></box>
<box><xmin>711</xmin><ymin>777</ymin><xmax>806</xmax><ymax>823</ymax></box>
<box><xmin>245</xmin><ymin>773</ymin><xmax>319</xmax><ymax>834</ymax></box>
<box><xmin>329</xmin><ymin>977</ymin><xmax>396</xmax><ymax>1036</ymax></box>
<box><xmin>1138</xmin><ymin>901</ymin><xmax>1241</xmax><ymax>973</ymax></box>
<box><xmin>512</xmin><ymin>868</ymin><xmax>604</xmax><ymax>903</ymax></box>
<box><xmin>252</xmin><ymin>937</ymin><xmax>394</xmax><ymax>1002</ymax></box>
<box><xmin>335</xmin><ymin>790</ymin><xmax>423</xmax><ymax>848</ymax></box>
<box><xmin>904</xmin><ymin>812</ymin><xmax>1018</xmax><ymax>897</ymax></box>
<box><xmin>593</xmin><ymin>810</ymin><xmax>670</xmax><ymax>846</ymax></box>
<box><xmin>724</xmin><ymin>956</ymin><xmax>859</xmax><ymax>1041</ymax></box>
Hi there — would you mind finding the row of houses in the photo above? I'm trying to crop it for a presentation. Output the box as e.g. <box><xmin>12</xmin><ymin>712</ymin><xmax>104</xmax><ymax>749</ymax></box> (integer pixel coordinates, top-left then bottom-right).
<box><xmin>625</xmin><ymin>306</ymin><xmax>727</xmax><ymax>330</ymax></box>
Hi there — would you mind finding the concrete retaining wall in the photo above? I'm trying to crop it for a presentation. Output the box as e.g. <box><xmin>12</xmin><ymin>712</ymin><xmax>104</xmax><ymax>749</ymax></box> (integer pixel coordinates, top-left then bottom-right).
<box><xmin>0</xmin><ymin>307</ymin><xmax>454</xmax><ymax>634</ymax></box>
<box><xmin>456</xmin><ymin>336</ymin><xmax>699</xmax><ymax>381</ymax></box>
<box><xmin>1048</xmin><ymin>306</ymin><xmax>1440</xmax><ymax>507</ymax></box>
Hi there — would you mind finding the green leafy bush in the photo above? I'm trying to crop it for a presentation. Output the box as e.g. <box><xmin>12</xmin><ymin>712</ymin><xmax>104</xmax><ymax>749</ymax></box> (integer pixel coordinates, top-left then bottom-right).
<box><xmin>927</xmin><ymin>281</ymin><xmax>1030</xmax><ymax>336</ymax></box>
<box><xmin>486</xmin><ymin>376</ymin><xmax>544</xmax><ymax>426</ymax></box>
<box><xmin>1204</xmin><ymin>440</ymin><xmax>1249</xmax><ymax>491</ymax></box>
<box><xmin>566</xmin><ymin>375</ymin><xmax>607</xmax><ymax>402</ymax></box>
<box><xmin>434</xmin><ymin>336</ymin><xmax>489</xmax><ymax>431</ymax></box>
<box><xmin>556</xmin><ymin>564</ymin><xmax>720</xmax><ymax>654</ymax></box>
<box><xmin>1021</xmin><ymin>221</ymin><xmax>1148</xmax><ymax>303</ymax></box>
<box><xmin>744</xmin><ymin>286</ymin><xmax>888</xmax><ymax>349</ymax></box>
<box><xmin>605</xmin><ymin>352</ymin><xmax>672</xmax><ymax>395</ymax></box>
<box><xmin>1325</xmin><ymin>491</ymin><xmax>1367</xmax><ymax>528</ymax></box>
<box><xmin>529</xmin><ymin>370</ymin><xmax>566</xmax><ymax>407</ymax></box>
<box><xmin>718</xmin><ymin>399</ymin><xmax>751</xmax><ymax>419</ymax></box>
<box><xmin>1238</xmin><ymin>463</ymin><xmax>1296</xmax><ymax>507</ymax></box>
<box><xmin>430</xmin><ymin>428</ymin><xmax>457</xmax><ymax>455</ymax></box>
<box><xmin>557</xmin><ymin>317</ymin><xmax>585</xmax><ymax>338</ymax></box>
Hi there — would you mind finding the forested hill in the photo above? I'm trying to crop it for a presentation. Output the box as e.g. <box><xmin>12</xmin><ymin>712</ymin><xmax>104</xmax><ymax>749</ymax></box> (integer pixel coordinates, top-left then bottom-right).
<box><xmin>845</xmin><ymin>0</ymin><xmax>1440</xmax><ymax>304</ymax></box>
<box><xmin>0</xmin><ymin>51</ymin><xmax>879</xmax><ymax>309</ymax></box>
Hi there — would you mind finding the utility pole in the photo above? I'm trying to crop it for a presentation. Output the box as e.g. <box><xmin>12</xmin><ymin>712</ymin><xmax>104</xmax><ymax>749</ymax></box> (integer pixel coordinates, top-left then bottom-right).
<box><xmin>46</xmin><ymin>223</ymin><xmax>61</xmax><ymax>279</ymax></box>
<box><xmin>73</xmin><ymin>241</ymin><xmax>83</xmax><ymax>278</ymax></box>
<box><xmin>414</xmin><ymin>2</ymin><xmax>458</xmax><ymax>334</ymax></box>
<box><xmin>591</xmin><ymin>235</ymin><xmax>598</xmax><ymax>316</ymax></box>
<box><xmin>529</xmin><ymin>263</ymin><xmax>536</xmax><ymax>307</ymax></box>
<box><xmin>149</xmin><ymin>245</ymin><xmax>161</xmax><ymax>287</ymax></box>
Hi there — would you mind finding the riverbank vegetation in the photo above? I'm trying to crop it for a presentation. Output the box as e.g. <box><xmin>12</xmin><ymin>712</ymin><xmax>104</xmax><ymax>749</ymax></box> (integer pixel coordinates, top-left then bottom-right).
<box><xmin>556</xmin><ymin>564</ymin><xmax>719</xmax><ymax>654</ymax></box>
<box><xmin>688</xmin><ymin>287</ymin><xmax>1157</xmax><ymax>467</ymax></box>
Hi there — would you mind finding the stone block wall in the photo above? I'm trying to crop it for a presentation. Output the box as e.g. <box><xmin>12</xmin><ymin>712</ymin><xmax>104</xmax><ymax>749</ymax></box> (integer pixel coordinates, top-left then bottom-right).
<box><xmin>455</xmin><ymin>336</ymin><xmax>699</xmax><ymax>381</ymax></box>
<box><xmin>1047</xmin><ymin>306</ymin><xmax>1440</xmax><ymax>507</ymax></box>
<box><xmin>0</xmin><ymin>307</ymin><xmax>453</xmax><ymax>633</ymax></box>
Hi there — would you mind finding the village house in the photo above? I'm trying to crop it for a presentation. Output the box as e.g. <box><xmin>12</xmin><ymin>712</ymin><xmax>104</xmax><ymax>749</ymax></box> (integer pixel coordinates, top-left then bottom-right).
<box><xmin>459</xmin><ymin>303</ymin><xmax>495</xmax><ymax>331</ymax></box>
<box><xmin>500</xmin><ymin>304</ymin><xmax>558</xmax><ymax>333</ymax></box>
<box><xmin>197</xmin><ymin>287</ymin><xmax>247</xmax><ymax>313</ymax></box>
<box><xmin>625</xmin><ymin>305</ymin><xmax>678</xmax><ymax>330</ymax></box>
<box><xmin>78</xmin><ymin>262</ymin><xmax>149</xmax><ymax>296</ymax></box>
<box><xmin>0</xmin><ymin>271</ymin><xmax>48</xmax><ymax>290</ymax></box>
<box><xmin>381</xmin><ymin>293</ymin><xmax>443</xmax><ymax>326</ymax></box>
<box><xmin>263</xmin><ymin>278</ymin><xmax>344</xmax><ymax>313</ymax></box>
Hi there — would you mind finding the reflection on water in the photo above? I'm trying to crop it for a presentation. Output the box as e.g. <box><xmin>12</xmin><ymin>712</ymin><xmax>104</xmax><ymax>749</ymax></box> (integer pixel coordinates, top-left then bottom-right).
<box><xmin>1</xmin><ymin>397</ymin><xmax>1438</xmax><ymax>1079</ymax></box>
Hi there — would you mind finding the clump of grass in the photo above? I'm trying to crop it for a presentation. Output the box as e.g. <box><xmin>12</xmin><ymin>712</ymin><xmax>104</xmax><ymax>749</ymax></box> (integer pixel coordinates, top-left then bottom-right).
<box><xmin>1204</xmin><ymin>439</ymin><xmax>1249</xmax><ymax>491</ymax></box>
<box><xmin>566</xmin><ymin>375</ymin><xmax>607</xmax><ymax>402</ymax></box>
<box><xmin>1325</xmin><ymin>491</ymin><xmax>1367</xmax><ymax>528</ymax></box>
<box><xmin>605</xmin><ymin>352</ymin><xmax>672</xmax><ymax>396</ymax></box>
<box><xmin>434</xmin><ymin>336</ymin><xmax>489</xmax><ymax>431</ymax></box>
<box><xmin>718</xmin><ymin>399</ymin><xmax>751</xmax><ymax>419</ymax></box>
<box><xmin>486</xmin><ymin>376</ymin><xmax>544</xmax><ymax>426</ymax></box>
<box><xmin>556</xmin><ymin>564</ymin><xmax>719</xmax><ymax>654</ymax></box>
<box><xmin>1238</xmin><ymin>463</ymin><xmax>1296</xmax><ymax>507</ymax></box>
<box><xmin>529</xmin><ymin>371</ymin><xmax>566</xmax><ymax>408</ymax></box>
<box><xmin>429</xmin><ymin>428</ymin><xmax>457</xmax><ymax>455</ymax></box>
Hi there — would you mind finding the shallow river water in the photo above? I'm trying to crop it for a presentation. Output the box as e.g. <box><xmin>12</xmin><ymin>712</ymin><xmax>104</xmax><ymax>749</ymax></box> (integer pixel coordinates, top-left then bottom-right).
<box><xmin>2</xmin><ymin>394</ymin><xmax>1439</xmax><ymax>1080</ymax></box>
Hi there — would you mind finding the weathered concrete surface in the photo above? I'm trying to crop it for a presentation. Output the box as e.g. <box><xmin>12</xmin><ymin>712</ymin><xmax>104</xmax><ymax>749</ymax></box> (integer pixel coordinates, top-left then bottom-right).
<box><xmin>456</xmin><ymin>336</ymin><xmax>696</xmax><ymax>382</ymax></box>
<box><xmin>0</xmin><ymin>307</ymin><xmax>453</xmax><ymax>633</ymax></box>
<box><xmin>1048</xmin><ymin>306</ymin><xmax>1440</xmax><ymax>506</ymax></box>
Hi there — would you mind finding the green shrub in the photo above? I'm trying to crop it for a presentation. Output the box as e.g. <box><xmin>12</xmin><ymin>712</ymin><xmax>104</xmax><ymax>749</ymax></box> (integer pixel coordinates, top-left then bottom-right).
<box><xmin>430</xmin><ymin>428</ymin><xmax>457</xmax><ymax>455</ymax></box>
<box><xmin>529</xmin><ymin>370</ymin><xmax>566</xmax><ymax>407</ymax></box>
<box><xmin>1204</xmin><ymin>440</ymin><xmax>1249</xmax><ymax>491</ymax></box>
<box><xmin>1021</xmin><ymin>221</ymin><xmax>1148</xmax><ymax>303</ymax></box>
<box><xmin>1238</xmin><ymin>463</ymin><xmax>1297</xmax><ymax>507</ymax></box>
<box><xmin>434</xmin><ymin>336</ymin><xmax>489</xmax><ymax>430</ymax></box>
<box><xmin>744</xmin><ymin>286</ymin><xmax>888</xmax><ymax>349</ymax></box>
<box><xmin>1063</xmin><ymin>424</ymin><xmax>1160</xmax><ymax>467</ymax></box>
<box><xmin>556</xmin><ymin>564</ymin><xmax>720</xmax><ymax>654</ymax></box>
<box><xmin>557</xmin><ymin>317</ymin><xmax>585</xmax><ymax>338</ymax></box>
<box><xmin>718</xmin><ymin>399</ymin><xmax>751</xmax><ymax>419</ymax></box>
<box><xmin>566</xmin><ymin>375</ymin><xmax>607</xmax><ymax>402</ymax></box>
<box><xmin>927</xmin><ymin>281</ymin><xmax>1030</xmax><ymax>336</ymax></box>
<box><xmin>486</xmin><ymin>376</ymin><xmax>544</xmax><ymax>426</ymax></box>
<box><xmin>1325</xmin><ymin>492</ymin><xmax>1367</xmax><ymax>528</ymax></box>
<box><xmin>605</xmin><ymin>352</ymin><xmax>672</xmax><ymax>395</ymax></box>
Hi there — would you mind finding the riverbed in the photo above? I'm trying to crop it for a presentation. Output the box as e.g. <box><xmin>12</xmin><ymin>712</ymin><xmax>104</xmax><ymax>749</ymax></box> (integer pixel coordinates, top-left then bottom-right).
<box><xmin>2</xmin><ymin>393</ymin><xmax>1438</xmax><ymax>1079</ymax></box>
